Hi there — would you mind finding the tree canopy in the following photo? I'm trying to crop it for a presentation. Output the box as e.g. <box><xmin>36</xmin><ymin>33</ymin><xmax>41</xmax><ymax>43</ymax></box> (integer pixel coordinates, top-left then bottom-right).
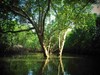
<box><xmin>0</xmin><ymin>0</ymin><xmax>99</xmax><ymax>57</ymax></box>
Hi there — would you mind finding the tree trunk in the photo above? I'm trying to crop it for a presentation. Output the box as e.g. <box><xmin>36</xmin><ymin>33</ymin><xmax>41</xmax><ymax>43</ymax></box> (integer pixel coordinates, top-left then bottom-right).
<box><xmin>37</xmin><ymin>33</ymin><xmax>50</xmax><ymax>58</ymax></box>
<box><xmin>59</xmin><ymin>30</ymin><xmax>68</xmax><ymax>57</ymax></box>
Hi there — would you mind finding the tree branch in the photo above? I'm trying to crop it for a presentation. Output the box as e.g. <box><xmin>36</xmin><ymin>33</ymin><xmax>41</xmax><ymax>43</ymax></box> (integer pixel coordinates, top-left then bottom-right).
<box><xmin>0</xmin><ymin>27</ymin><xmax>35</xmax><ymax>33</ymax></box>
<box><xmin>10</xmin><ymin>9</ymin><xmax>27</xmax><ymax>18</ymax></box>
<box><xmin>9</xmin><ymin>5</ymin><xmax>39</xmax><ymax>30</ymax></box>
<box><xmin>42</xmin><ymin>0</ymin><xmax>51</xmax><ymax>27</ymax></box>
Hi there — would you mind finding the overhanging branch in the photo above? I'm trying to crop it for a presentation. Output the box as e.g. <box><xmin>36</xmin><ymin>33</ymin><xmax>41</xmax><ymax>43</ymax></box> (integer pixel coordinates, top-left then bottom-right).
<box><xmin>0</xmin><ymin>27</ymin><xmax>35</xmax><ymax>33</ymax></box>
<box><xmin>9</xmin><ymin>5</ymin><xmax>38</xmax><ymax>31</ymax></box>
<box><xmin>10</xmin><ymin>9</ymin><xmax>27</xmax><ymax>18</ymax></box>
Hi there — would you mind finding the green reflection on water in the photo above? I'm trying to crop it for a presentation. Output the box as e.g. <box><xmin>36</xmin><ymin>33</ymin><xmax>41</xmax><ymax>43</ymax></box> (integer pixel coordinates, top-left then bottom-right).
<box><xmin>0</xmin><ymin>53</ymin><xmax>96</xmax><ymax>75</ymax></box>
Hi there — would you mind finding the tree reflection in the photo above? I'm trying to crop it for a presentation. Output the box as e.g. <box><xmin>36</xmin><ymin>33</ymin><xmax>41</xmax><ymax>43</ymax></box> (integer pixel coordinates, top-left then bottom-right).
<box><xmin>58</xmin><ymin>57</ymin><xmax>71</xmax><ymax>75</ymax></box>
<box><xmin>42</xmin><ymin>58</ymin><xmax>49</xmax><ymax>72</ymax></box>
<box><xmin>41</xmin><ymin>57</ymin><xmax>71</xmax><ymax>75</ymax></box>
<box><xmin>39</xmin><ymin>57</ymin><xmax>58</xmax><ymax>75</ymax></box>
<box><xmin>58</xmin><ymin>57</ymin><xmax>64</xmax><ymax>75</ymax></box>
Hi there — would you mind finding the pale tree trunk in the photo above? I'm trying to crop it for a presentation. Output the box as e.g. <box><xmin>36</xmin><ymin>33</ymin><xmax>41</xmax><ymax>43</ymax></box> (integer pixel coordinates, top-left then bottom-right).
<box><xmin>43</xmin><ymin>45</ymin><xmax>50</xmax><ymax>58</ymax></box>
<box><xmin>59</xmin><ymin>30</ymin><xmax>68</xmax><ymax>57</ymax></box>
<box><xmin>42</xmin><ymin>36</ymin><xmax>53</xmax><ymax>58</ymax></box>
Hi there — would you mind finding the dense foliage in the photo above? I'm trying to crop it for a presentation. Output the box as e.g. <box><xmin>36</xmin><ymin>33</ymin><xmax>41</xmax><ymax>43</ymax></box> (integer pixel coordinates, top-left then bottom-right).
<box><xmin>0</xmin><ymin>0</ymin><xmax>100</xmax><ymax>57</ymax></box>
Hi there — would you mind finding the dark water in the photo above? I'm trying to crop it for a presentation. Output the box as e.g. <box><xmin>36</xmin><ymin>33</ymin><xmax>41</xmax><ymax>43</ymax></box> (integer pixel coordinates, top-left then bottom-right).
<box><xmin>0</xmin><ymin>53</ymin><xmax>99</xmax><ymax>75</ymax></box>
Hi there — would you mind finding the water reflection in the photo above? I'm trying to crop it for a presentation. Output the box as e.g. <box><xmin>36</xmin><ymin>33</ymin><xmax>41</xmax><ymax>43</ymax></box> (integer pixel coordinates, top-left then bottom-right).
<box><xmin>42</xmin><ymin>58</ymin><xmax>58</xmax><ymax>75</ymax></box>
<box><xmin>0</xmin><ymin>54</ymin><xmax>99</xmax><ymax>75</ymax></box>
<box><xmin>59</xmin><ymin>57</ymin><xmax>70</xmax><ymax>75</ymax></box>
<box><xmin>41</xmin><ymin>57</ymin><xmax>71</xmax><ymax>75</ymax></box>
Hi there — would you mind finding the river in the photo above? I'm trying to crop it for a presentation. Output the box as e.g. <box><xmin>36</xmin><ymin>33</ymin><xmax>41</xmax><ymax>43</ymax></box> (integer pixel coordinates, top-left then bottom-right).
<box><xmin>0</xmin><ymin>53</ymin><xmax>99</xmax><ymax>75</ymax></box>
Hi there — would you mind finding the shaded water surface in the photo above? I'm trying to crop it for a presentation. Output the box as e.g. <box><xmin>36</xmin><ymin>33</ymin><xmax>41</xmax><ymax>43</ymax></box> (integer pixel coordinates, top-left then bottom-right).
<box><xmin>0</xmin><ymin>53</ymin><xmax>99</xmax><ymax>75</ymax></box>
